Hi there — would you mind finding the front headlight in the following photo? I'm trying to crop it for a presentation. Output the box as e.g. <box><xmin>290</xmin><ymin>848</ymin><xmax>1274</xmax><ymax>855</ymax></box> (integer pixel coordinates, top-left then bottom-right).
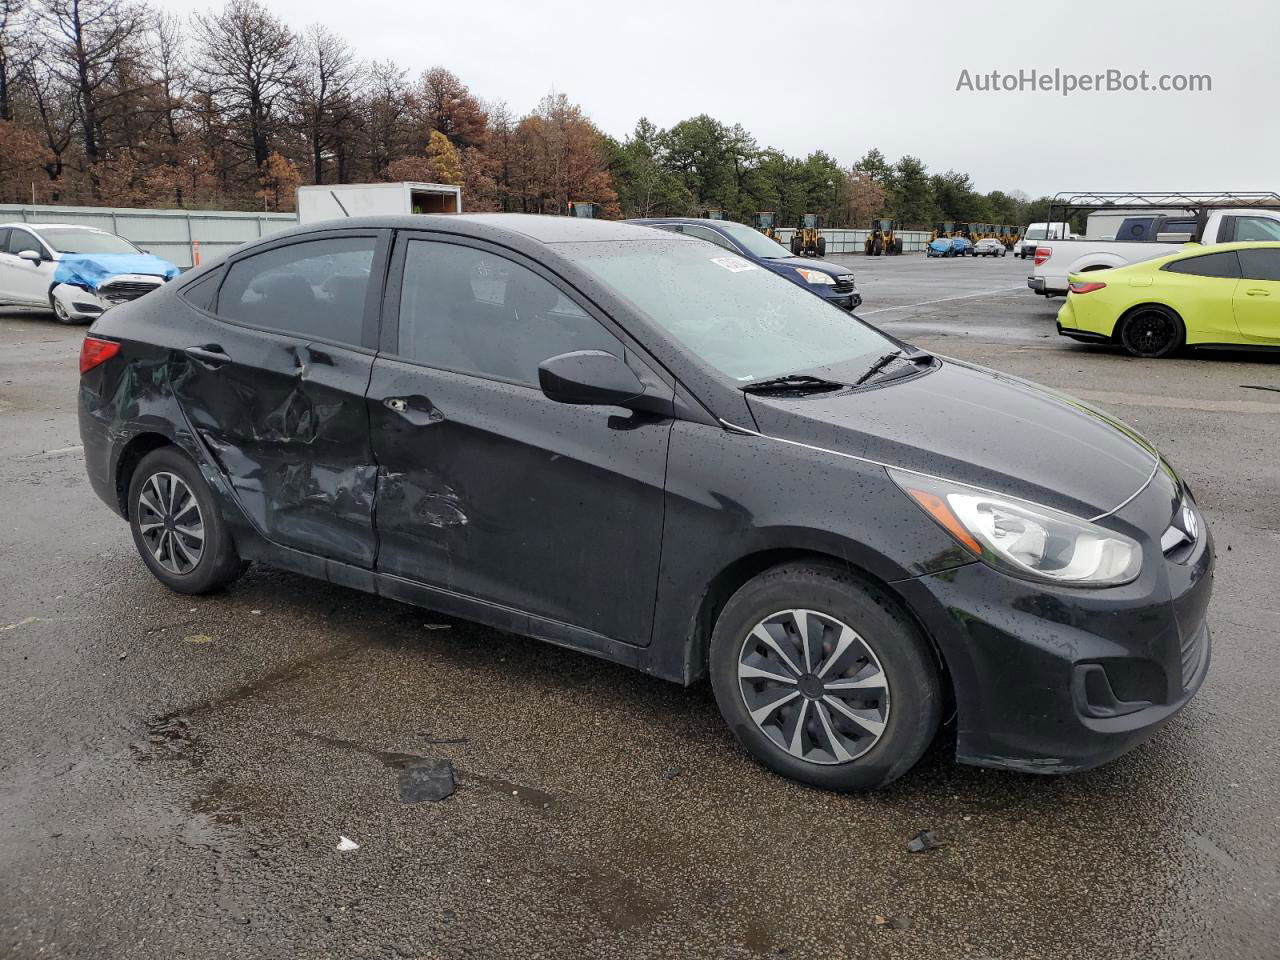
<box><xmin>889</xmin><ymin>470</ymin><xmax>1142</xmax><ymax>587</ymax></box>
<box><xmin>795</xmin><ymin>268</ymin><xmax>836</xmax><ymax>285</ymax></box>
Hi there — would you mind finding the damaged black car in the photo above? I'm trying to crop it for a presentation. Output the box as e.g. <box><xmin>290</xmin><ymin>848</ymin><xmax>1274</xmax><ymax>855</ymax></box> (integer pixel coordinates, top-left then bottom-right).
<box><xmin>78</xmin><ymin>215</ymin><xmax>1212</xmax><ymax>790</ymax></box>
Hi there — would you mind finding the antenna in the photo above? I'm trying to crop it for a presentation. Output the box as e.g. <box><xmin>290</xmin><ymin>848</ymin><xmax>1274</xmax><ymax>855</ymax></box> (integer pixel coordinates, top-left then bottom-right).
<box><xmin>329</xmin><ymin>190</ymin><xmax>351</xmax><ymax>217</ymax></box>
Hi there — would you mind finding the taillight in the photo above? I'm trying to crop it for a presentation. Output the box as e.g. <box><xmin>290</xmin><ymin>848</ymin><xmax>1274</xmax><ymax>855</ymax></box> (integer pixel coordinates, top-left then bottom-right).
<box><xmin>1034</xmin><ymin>246</ymin><xmax>1052</xmax><ymax>266</ymax></box>
<box><xmin>1069</xmin><ymin>281</ymin><xmax>1107</xmax><ymax>294</ymax></box>
<box><xmin>79</xmin><ymin>335</ymin><xmax>120</xmax><ymax>375</ymax></box>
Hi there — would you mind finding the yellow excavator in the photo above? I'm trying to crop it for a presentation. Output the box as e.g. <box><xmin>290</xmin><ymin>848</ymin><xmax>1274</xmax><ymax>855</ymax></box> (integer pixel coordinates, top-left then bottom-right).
<box><xmin>752</xmin><ymin>211</ymin><xmax>778</xmax><ymax>241</ymax></box>
<box><xmin>791</xmin><ymin>213</ymin><xmax>826</xmax><ymax>257</ymax></box>
<box><xmin>864</xmin><ymin>218</ymin><xmax>903</xmax><ymax>256</ymax></box>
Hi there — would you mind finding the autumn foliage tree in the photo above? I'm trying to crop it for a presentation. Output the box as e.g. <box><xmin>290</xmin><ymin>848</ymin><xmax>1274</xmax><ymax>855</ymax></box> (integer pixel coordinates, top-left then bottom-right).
<box><xmin>0</xmin><ymin>0</ymin><xmax>1044</xmax><ymax>224</ymax></box>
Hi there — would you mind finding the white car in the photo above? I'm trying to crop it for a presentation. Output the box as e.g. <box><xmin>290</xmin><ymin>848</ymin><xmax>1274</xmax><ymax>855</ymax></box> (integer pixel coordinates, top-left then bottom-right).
<box><xmin>973</xmin><ymin>238</ymin><xmax>1007</xmax><ymax>257</ymax></box>
<box><xmin>0</xmin><ymin>223</ymin><xmax>177</xmax><ymax>324</ymax></box>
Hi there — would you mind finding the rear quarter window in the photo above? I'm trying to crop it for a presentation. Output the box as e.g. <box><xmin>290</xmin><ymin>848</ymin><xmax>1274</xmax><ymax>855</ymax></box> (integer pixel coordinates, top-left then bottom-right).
<box><xmin>179</xmin><ymin>270</ymin><xmax>222</xmax><ymax>312</ymax></box>
<box><xmin>1162</xmin><ymin>251</ymin><xmax>1241</xmax><ymax>279</ymax></box>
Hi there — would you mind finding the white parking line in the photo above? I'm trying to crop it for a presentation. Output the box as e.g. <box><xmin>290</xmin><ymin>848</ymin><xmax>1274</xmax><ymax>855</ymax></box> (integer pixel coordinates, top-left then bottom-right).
<box><xmin>859</xmin><ymin>284</ymin><xmax>1027</xmax><ymax>317</ymax></box>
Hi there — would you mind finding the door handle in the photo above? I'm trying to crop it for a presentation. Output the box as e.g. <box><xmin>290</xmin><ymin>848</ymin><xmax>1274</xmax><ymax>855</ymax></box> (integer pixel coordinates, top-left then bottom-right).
<box><xmin>381</xmin><ymin>396</ymin><xmax>443</xmax><ymax>425</ymax></box>
<box><xmin>184</xmin><ymin>344</ymin><xmax>232</xmax><ymax>368</ymax></box>
<box><xmin>1245</xmin><ymin>288</ymin><xmax>1271</xmax><ymax>297</ymax></box>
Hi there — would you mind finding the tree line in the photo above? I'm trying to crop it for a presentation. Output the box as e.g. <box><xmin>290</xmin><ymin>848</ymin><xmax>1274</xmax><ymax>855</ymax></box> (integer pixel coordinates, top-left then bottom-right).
<box><xmin>0</xmin><ymin>0</ymin><xmax>1056</xmax><ymax>228</ymax></box>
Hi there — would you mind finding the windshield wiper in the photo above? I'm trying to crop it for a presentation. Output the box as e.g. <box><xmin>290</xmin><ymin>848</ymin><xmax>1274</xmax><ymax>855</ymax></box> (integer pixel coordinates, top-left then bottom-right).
<box><xmin>741</xmin><ymin>374</ymin><xmax>845</xmax><ymax>395</ymax></box>
<box><xmin>853</xmin><ymin>349</ymin><xmax>932</xmax><ymax>386</ymax></box>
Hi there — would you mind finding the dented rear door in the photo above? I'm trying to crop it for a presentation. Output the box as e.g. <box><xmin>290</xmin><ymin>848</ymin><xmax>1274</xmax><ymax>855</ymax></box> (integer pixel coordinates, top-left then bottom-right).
<box><xmin>170</xmin><ymin>229</ymin><xmax>389</xmax><ymax>567</ymax></box>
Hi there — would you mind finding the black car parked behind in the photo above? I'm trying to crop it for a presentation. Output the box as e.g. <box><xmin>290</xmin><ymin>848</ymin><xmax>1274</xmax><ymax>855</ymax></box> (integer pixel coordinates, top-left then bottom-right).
<box><xmin>78</xmin><ymin>215</ymin><xmax>1212</xmax><ymax>790</ymax></box>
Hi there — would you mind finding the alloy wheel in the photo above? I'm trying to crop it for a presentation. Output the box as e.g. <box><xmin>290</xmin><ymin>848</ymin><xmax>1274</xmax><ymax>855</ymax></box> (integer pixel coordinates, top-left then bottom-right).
<box><xmin>737</xmin><ymin>609</ymin><xmax>890</xmax><ymax>765</ymax></box>
<box><xmin>136</xmin><ymin>472</ymin><xmax>205</xmax><ymax>575</ymax></box>
<box><xmin>1123</xmin><ymin>309</ymin><xmax>1178</xmax><ymax>357</ymax></box>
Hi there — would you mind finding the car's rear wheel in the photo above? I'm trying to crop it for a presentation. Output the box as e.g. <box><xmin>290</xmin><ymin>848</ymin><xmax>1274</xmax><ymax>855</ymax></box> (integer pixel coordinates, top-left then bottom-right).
<box><xmin>127</xmin><ymin>447</ymin><xmax>247</xmax><ymax>594</ymax></box>
<box><xmin>1118</xmin><ymin>305</ymin><xmax>1185</xmax><ymax>358</ymax></box>
<box><xmin>709</xmin><ymin>562</ymin><xmax>942</xmax><ymax>791</ymax></box>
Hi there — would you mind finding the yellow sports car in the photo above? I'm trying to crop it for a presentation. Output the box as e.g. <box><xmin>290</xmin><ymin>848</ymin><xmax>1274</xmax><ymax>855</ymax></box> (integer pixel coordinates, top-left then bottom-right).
<box><xmin>1056</xmin><ymin>241</ymin><xmax>1280</xmax><ymax>357</ymax></box>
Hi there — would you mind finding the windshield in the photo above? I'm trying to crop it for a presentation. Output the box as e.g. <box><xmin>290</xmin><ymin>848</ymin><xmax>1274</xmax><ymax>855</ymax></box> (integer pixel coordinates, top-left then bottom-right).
<box><xmin>714</xmin><ymin>221</ymin><xmax>792</xmax><ymax>259</ymax></box>
<box><xmin>563</xmin><ymin>239</ymin><xmax>892</xmax><ymax>383</ymax></box>
<box><xmin>1024</xmin><ymin>227</ymin><xmax>1046</xmax><ymax>240</ymax></box>
<box><xmin>40</xmin><ymin>229</ymin><xmax>140</xmax><ymax>255</ymax></box>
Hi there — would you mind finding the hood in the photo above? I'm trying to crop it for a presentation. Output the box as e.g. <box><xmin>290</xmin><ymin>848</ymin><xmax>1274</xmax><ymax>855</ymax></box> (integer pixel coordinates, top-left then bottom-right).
<box><xmin>53</xmin><ymin>253</ymin><xmax>180</xmax><ymax>292</ymax></box>
<box><xmin>746</xmin><ymin>357</ymin><xmax>1158</xmax><ymax>518</ymax></box>
<box><xmin>767</xmin><ymin>256</ymin><xmax>850</xmax><ymax>278</ymax></box>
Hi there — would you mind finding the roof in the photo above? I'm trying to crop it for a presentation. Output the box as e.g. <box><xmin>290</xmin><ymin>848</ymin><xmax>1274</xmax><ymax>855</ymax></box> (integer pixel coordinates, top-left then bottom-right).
<box><xmin>445</xmin><ymin>213</ymin><xmax>664</xmax><ymax>242</ymax></box>
<box><xmin>3</xmin><ymin>222</ymin><xmax>109</xmax><ymax>230</ymax></box>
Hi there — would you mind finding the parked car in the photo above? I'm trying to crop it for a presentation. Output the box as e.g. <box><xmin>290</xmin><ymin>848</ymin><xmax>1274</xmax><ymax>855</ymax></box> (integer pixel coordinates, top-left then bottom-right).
<box><xmin>926</xmin><ymin>238</ymin><xmax>955</xmax><ymax>258</ymax></box>
<box><xmin>0</xmin><ymin>223</ymin><xmax>179</xmax><ymax>323</ymax></box>
<box><xmin>950</xmin><ymin>236</ymin><xmax>974</xmax><ymax>256</ymax></box>
<box><xmin>627</xmin><ymin>217</ymin><xmax>860</xmax><ymax>310</ymax></box>
<box><xmin>973</xmin><ymin>238</ymin><xmax>1007</xmax><ymax>257</ymax></box>
<box><xmin>1030</xmin><ymin>208</ymin><xmax>1280</xmax><ymax>298</ymax></box>
<box><xmin>79</xmin><ymin>214</ymin><xmax>1212</xmax><ymax>791</ymax></box>
<box><xmin>1057</xmin><ymin>241</ymin><xmax>1280</xmax><ymax>356</ymax></box>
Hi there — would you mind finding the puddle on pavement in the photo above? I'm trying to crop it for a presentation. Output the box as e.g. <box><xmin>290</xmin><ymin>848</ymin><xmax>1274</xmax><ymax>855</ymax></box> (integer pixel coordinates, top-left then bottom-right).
<box><xmin>132</xmin><ymin>716</ymin><xmax>204</xmax><ymax>765</ymax></box>
<box><xmin>293</xmin><ymin>728</ymin><xmax>561</xmax><ymax>811</ymax></box>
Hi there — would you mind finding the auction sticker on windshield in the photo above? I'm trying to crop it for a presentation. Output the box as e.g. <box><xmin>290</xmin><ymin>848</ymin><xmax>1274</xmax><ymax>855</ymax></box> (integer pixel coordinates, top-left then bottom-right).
<box><xmin>711</xmin><ymin>256</ymin><xmax>757</xmax><ymax>272</ymax></box>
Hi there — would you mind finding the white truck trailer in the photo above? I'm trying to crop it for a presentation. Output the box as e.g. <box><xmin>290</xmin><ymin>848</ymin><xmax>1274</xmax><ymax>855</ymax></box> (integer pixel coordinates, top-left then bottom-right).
<box><xmin>296</xmin><ymin>182</ymin><xmax>462</xmax><ymax>224</ymax></box>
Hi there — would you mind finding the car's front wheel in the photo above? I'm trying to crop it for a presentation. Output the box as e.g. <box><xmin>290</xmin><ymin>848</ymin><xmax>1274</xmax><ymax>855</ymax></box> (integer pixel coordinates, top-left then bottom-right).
<box><xmin>709</xmin><ymin>562</ymin><xmax>942</xmax><ymax>791</ymax></box>
<box><xmin>49</xmin><ymin>292</ymin><xmax>85</xmax><ymax>325</ymax></box>
<box><xmin>127</xmin><ymin>447</ymin><xmax>247</xmax><ymax>594</ymax></box>
<box><xmin>1118</xmin><ymin>305</ymin><xmax>1185</xmax><ymax>358</ymax></box>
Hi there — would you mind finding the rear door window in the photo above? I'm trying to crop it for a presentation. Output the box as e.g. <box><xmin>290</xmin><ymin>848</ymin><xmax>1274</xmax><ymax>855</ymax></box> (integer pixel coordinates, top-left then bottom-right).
<box><xmin>1233</xmin><ymin>217</ymin><xmax>1280</xmax><ymax>242</ymax></box>
<box><xmin>1238</xmin><ymin>249</ymin><xmax>1280</xmax><ymax>281</ymax></box>
<box><xmin>1163</xmin><ymin>251</ymin><xmax>1241</xmax><ymax>278</ymax></box>
<box><xmin>216</xmin><ymin>236</ymin><xmax>376</xmax><ymax>346</ymax></box>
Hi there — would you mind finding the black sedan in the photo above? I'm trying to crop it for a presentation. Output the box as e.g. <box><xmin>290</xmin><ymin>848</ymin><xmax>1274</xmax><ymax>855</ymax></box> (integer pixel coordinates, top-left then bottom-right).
<box><xmin>627</xmin><ymin>217</ymin><xmax>861</xmax><ymax>309</ymax></box>
<box><xmin>78</xmin><ymin>215</ymin><xmax>1211</xmax><ymax>791</ymax></box>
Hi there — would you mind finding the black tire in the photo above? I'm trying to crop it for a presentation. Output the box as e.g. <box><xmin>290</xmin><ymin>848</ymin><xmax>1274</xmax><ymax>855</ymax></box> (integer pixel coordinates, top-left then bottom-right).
<box><xmin>816</xmin><ymin>237</ymin><xmax>827</xmax><ymax>257</ymax></box>
<box><xmin>709</xmin><ymin>562</ymin><xmax>942</xmax><ymax>791</ymax></box>
<box><xmin>127</xmin><ymin>446</ymin><xmax>247</xmax><ymax>594</ymax></box>
<box><xmin>791</xmin><ymin>237</ymin><xmax>802</xmax><ymax>255</ymax></box>
<box><xmin>1117</xmin><ymin>305</ymin><xmax>1185</xmax><ymax>358</ymax></box>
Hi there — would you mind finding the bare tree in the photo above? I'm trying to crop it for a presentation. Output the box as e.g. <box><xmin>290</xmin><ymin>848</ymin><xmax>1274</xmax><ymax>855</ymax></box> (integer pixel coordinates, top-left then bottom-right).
<box><xmin>0</xmin><ymin>0</ymin><xmax>30</xmax><ymax>121</ymax></box>
<box><xmin>37</xmin><ymin>0</ymin><xmax>147</xmax><ymax>167</ymax></box>
<box><xmin>21</xmin><ymin>55</ymin><xmax>75</xmax><ymax>182</ymax></box>
<box><xmin>296</xmin><ymin>24</ymin><xmax>358</xmax><ymax>184</ymax></box>
<box><xmin>192</xmin><ymin>0</ymin><xmax>295</xmax><ymax>172</ymax></box>
<box><xmin>359</xmin><ymin>58</ymin><xmax>408</xmax><ymax>179</ymax></box>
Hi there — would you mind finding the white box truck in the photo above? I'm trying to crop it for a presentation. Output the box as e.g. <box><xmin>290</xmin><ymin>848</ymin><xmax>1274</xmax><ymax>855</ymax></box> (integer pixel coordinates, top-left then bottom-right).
<box><xmin>296</xmin><ymin>182</ymin><xmax>462</xmax><ymax>224</ymax></box>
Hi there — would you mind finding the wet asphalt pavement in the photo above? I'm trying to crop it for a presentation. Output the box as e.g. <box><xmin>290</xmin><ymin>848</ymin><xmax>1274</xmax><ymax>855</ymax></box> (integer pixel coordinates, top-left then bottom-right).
<box><xmin>3</xmin><ymin>253</ymin><xmax>1279</xmax><ymax>959</ymax></box>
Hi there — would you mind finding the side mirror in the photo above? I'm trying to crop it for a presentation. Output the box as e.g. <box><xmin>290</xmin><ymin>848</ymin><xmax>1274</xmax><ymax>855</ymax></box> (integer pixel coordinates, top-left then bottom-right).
<box><xmin>18</xmin><ymin>249</ymin><xmax>42</xmax><ymax>264</ymax></box>
<box><xmin>538</xmin><ymin>350</ymin><xmax>645</xmax><ymax>407</ymax></box>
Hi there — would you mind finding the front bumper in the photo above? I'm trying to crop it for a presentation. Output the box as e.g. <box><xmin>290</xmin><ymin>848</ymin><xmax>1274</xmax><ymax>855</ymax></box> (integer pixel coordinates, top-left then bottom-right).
<box><xmin>817</xmin><ymin>286</ymin><xmax>860</xmax><ymax>310</ymax></box>
<box><xmin>52</xmin><ymin>275</ymin><xmax>167</xmax><ymax>320</ymax></box>
<box><xmin>895</xmin><ymin>470</ymin><xmax>1214</xmax><ymax>774</ymax></box>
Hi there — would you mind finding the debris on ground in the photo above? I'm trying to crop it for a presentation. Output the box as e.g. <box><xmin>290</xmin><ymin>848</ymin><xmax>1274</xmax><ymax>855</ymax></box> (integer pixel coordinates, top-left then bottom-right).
<box><xmin>183</xmin><ymin>634</ymin><xmax>213</xmax><ymax>645</ymax></box>
<box><xmin>399</xmin><ymin>759</ymin><xmax>456</xmax><ymax>803</ymax></box>
<box><xmin>661</xmin><ymin>767</ymin><xmax>682</xmax><ymax>780</ymax></box>
<box><xmin>336</xmin><ymin>835</ymin><xmax>360</xmax><ymax>852</ymax></box>
<box><xmin>873</xmin><ymin>915</ymin><xmax>913</xmax><ymax>930</ymax></box>
<box><xmin>907</xmin><ymin>829</ymin><xmax>946</xmax><ymax>853</ymax></box>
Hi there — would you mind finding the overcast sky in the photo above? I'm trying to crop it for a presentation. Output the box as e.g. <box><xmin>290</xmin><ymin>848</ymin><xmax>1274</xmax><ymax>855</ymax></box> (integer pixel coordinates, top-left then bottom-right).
<box><xmin>160</xmin><ymin>0</ymin><xmax>1277</xmax><ymax>198</ymax></box>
